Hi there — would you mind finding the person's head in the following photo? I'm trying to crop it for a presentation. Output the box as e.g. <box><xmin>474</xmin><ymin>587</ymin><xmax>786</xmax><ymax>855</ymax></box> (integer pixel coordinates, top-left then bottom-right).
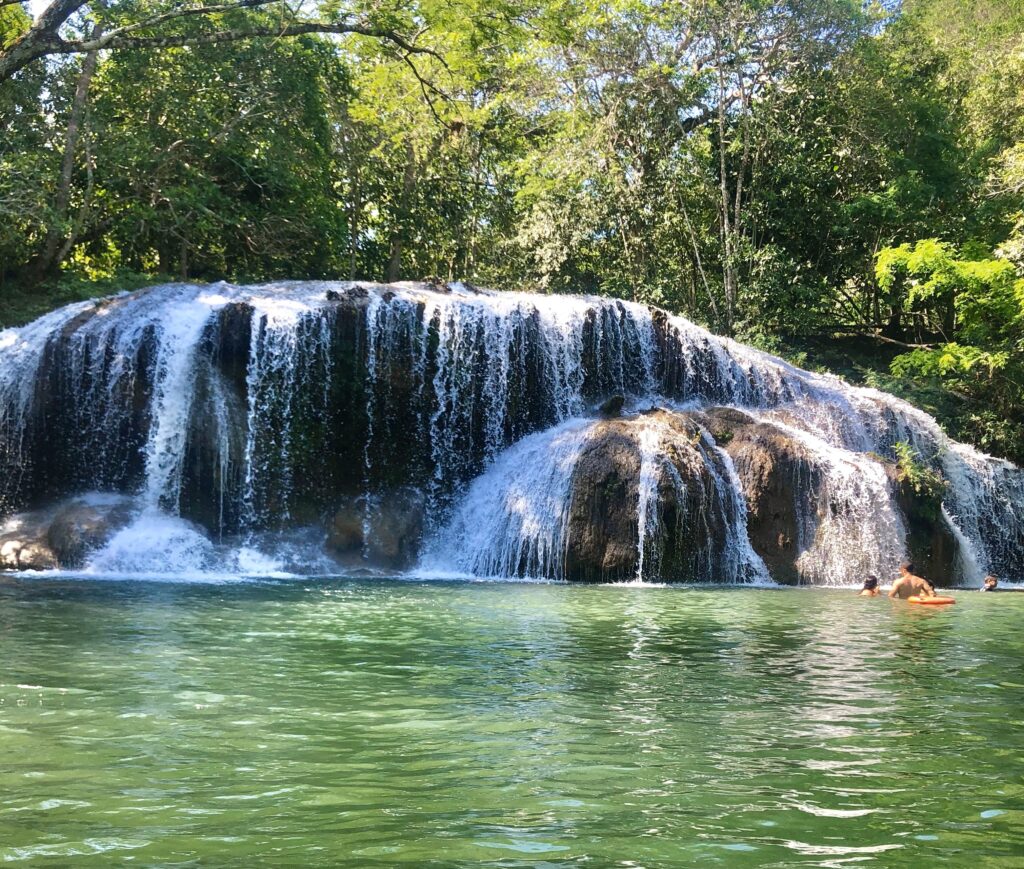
<box><xmin>984</xmin><ymin>575</ymin><xmax>998</xmax><ymax>590</ymax></box>
<box><xmin>900</xmin><ymin>561</ymin><xmax>915</xmax><ymax>576</ymax></box>
<box><xmin>862</xmin><ymin>575</ymin><xmax>878</xmax><ymax>591</ymax></box>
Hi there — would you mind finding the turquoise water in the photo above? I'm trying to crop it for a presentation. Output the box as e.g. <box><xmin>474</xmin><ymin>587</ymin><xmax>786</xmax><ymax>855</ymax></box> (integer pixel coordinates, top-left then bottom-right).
<box><xmin>1</xmin><ymin>579</ymin><xmax>1022</xmax><ymax>866</ymax></box>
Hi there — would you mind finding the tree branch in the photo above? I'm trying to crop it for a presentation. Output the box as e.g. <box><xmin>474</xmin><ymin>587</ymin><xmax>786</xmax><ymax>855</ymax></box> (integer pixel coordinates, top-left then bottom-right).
<box><xmin>0</xmin><ymin>0</ymin><xmax>446</xmax><ymax>82</ymax></box>
<box><xmin>67</xmin><ymin>20</ymin><xmax>445</xmax><ymax>63</ymax></box>
<box><xmin>856</xmin><ymin>331</ymin><xmax>936</xmax><ymax>350</ymax></box>
<box><xmin>96</xmin><ymin>0</ymin><xmax>284</xmax><ymax>43</ymax></box>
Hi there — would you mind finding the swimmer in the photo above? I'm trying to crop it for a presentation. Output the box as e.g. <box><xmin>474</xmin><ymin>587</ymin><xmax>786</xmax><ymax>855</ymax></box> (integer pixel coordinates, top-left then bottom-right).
<box><xmin>888</xmin><ymin>562</ymin><xmax>936</xmax><ymax>599</ymax></box>
<box><xmin>980</xmin><ymin>575</ymin><xmax>998</xmax><ymax>592</ymax></box>
<box><xmin>859</xmin><ymin>575</ymin><xmax>880</xmax><ymax>596</ymax></box>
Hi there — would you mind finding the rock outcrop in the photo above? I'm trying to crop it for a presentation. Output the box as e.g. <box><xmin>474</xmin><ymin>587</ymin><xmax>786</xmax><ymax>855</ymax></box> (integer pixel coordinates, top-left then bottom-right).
<box><xmin>563</xmin><ymin>420</ymin><xmax>641</xmax><ymax>581</ymax></box>
<box><xmin>701</xmin><ymin>407</ymin><xmax>818</xmax><ymax>584</ymax></box>
<box><xmin>559</xmin><ymin>405</ymin><xmax>961</xmax><ymax>585</ymax></box>
<box><xmin>2</xmin><ymin>281</ymin><xmax>1012</xmax><ymax>581</ymax></box>
<box><xmin>326</xmin><ymin>486</ymin><xmax>426</xmax><ymax>571</ymax></box>
<box><xmin>703</xmin><ymin>407</ymin><xmax>959</xmax><ymax>586</ymax></box>
<box><xmin>48</xmin><ymin>497</ymin><xmax>137</xmax><ymax>566</ymax></box>
<box><xmin>891</xmin><ymin>470</ymin><xmax>960</xmax><ymax>583</ymax></box>
<box><xmin>0</xmin><ymin>495</ymin><xmax>136</xmax><ymax>570</ymax></box>
<box><xmin>563</xmin><ymin>411</ymin><xmax>745</xmax><ymax>583</ymax></box>
<box><xmin>0</xmin><ymin>511</ymin><xmax>58</xmax><ymax>571</ymax></box>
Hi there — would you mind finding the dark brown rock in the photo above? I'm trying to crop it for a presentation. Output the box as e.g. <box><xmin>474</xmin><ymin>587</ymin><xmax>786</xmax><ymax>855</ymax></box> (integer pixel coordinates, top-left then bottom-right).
<box><xmin>704</xmin><ymin>407</ymin><xmax>818</xmax><ymax>584</ymax></box>
<box><xmin>326</xmin><ymin>486</ymin><xmax>426</xmax><ymax>570</ymax></box>
<box><xmin>890</xmin><ymin>468</ymin><xmax>959</xmax><ymax>585</ymax></box>
<box><xmin>705</xmin><ymin>407</ymin><xmax>960</xmax><ymax>586</ymax></box>
<box><xmin>47</xmin><ymin>496</ymin><xmax>136</xmax><ymax>567</ymax></box>
<box><xmin>564</xmin><ymin>420</ymin><xmax>641</xmax><ymax>581</ymax></box>
<box><xmin>597</xmin><ymin>394</ymin><xmax>625</xmax><ymax>418</ymax></box>
<box><xmin>563</xmin><ymin>410</ymin><xmax>737</xmax><ymax>582</ymax></box>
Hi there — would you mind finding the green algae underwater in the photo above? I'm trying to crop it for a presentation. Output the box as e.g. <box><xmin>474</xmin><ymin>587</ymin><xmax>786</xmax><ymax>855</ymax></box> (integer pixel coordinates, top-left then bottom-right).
<box><xmin>1</xmin><ymin>579</ymin><xmax>1022</xmax><ymax>867</ymax></box>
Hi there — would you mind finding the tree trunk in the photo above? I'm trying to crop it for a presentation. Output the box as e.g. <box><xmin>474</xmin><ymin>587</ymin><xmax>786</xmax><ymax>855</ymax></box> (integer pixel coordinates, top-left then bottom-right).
<box><xmin>883</xmin><ymin>288</ymin><xmax>904</xmax><ymax>339</ymax></box>
<box><xmin>31</xmin><ymin>25</ymin><xmax>102</xmax><ymax>280</ymax></box>
<box><xmin>179</xmin><ymin>237</ymin><xmax>189</xmax><ymax>281</ymax></box>
<box><xmin>385</xmin><ymin>142</ymin><xmax>417</xmax><ymax>283</ymax></box>
<box><xmin>716</xmin><ymin>53</ymin><xmax>736</xmax><ymax>335</ymax></box>
<box><xmin>348</xmin><ymin>159</ymin><xmax>361</xmax><ymax>280</ymax></box>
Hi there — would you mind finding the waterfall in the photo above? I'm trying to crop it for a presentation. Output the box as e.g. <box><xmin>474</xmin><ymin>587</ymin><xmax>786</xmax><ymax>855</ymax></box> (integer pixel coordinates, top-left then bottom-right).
<box><xmin>0</xmin><ymin>300</ymin><xmax>95</xmax><ymax>514</ymax></box>
<box><xmin>634</xmin><ymin>423</ymin><xmax>662</xmax><ymax>581</ymax></box>
<box><xmin>419</xmin><ymin>418</ymin><xmax>594</xmax><ymax>579</ymax></box>
<box><xmin>0</xmin><ymin>280</ymin><xmax>1020</xmax><ymax>583</ymax></box>
<box><xmin>754</xmin><ymin>415</ymin><xmax>908</xmax><ymax>585</ymax></box>
<box><xmin>142</xmin><ymin>290</ymin><xmax>230</xmax><ymax>509</ymax></box>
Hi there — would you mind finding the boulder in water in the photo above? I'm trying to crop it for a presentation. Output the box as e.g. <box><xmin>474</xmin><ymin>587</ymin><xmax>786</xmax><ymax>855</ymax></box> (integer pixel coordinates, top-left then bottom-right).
<box><xmin>326</xmin><ymin>486</ymin><xmax>426</xmax><ymax>570</ymax></box>
<box><xmin>0</xmin><ymin>511</ymin><xmax>58</xmax><ymax>570</ymax></box>
<box><xmin>705</xmin><ymin>407</ymin><xmax>817</xmax><ymax>584</ymax></box>
<box><xmin>0</xmin><ymin>495</ymin><xmax>137</xmax><ymax>570</ymax></box>
<box><xmin>563</xmin><ymin>420</ymin><xmax>641</xmax><ymax>581</ymax></box>
<box><xmin>564</xmin><ymin>410</ymin><xmax>748</xmax><ymax>583</ymax></box>
<box><xmin>47</xmin><ymin>496</ymin><xmax>137</xmax><ymax>567</ymax></box>
<box><xmin>707</xmin><ymin>407</ymin><xmax>960</xmax><ymax>586</ymax></box>
<box><xmin>597</xmin><ymin>395</ymin><xmax>625</xmax><ymax>418</ymax></box>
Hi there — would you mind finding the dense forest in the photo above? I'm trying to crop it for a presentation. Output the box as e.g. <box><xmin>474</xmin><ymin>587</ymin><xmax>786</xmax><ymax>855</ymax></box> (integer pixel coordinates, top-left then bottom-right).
<box><xmin>1</xmin><ymin>0</ymin><xmax>1022</xmax><ymax>462</ymax></box>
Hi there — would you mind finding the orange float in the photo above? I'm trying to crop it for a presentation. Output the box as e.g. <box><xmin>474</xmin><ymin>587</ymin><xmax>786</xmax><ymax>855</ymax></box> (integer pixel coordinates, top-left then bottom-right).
<box><xmin>908</xmin><ymin>595</ymin><xmax>956</xmax><ymax>605</ymax></box>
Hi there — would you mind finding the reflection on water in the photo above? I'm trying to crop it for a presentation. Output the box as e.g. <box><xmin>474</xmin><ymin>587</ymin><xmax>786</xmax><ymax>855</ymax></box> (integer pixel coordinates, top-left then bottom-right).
<box><xmin>0</xmin><ymin>580</ymin><xmax>1022</xmax><ymax>866</ymax></box>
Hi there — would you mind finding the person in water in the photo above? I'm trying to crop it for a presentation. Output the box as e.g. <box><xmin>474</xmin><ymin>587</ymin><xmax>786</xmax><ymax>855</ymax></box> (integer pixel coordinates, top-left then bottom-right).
<box><xmin>981</xmin><ymin>575</ymin><xmax>999</xmax><ymax>592</ymax></box>
<box><xmin>859</xmin><ymin>575</ymin><xmax>880</xmax><ymax>596</ymax></box>
<box><xmin>888</xmin><ymin>562</ymin><xmax>936</xmax><ymax>599</ymax></box>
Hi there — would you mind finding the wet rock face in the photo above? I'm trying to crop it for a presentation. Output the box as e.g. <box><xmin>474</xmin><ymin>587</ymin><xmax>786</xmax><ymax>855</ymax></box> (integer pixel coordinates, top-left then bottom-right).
<box><xmin>705</xmin><ymin>407</ymin><xmax>817</xmax><ymax>584</ymax></box>
<box><xmin>0</xmin><ymin>495</ymin><xmax>135</xmax><ymax>570</ymax></box>
<box><xmin>707</xmin><ymin>407</ymin><xmax>960</xmax><ymax>586</ymax></box>
<box><xmin>891</xmin><ymin>471</ymin><xmax>959</xmax><ymax>584</ymax></box>
<box><xmin>564</xmin><ymin>421</ymin><xmax>641</xmax><ymax>582</ymax></box>
<box><xmin>47</xmin><ymin>497</ymin><xmax>136</xmax><ymax>567</ymax></box>
<box><xmin>562</xmin><ymin>411</ymin><xmax>736</xmax><ymax>583</ymax></box>
<box><xmin>326</xmin><ymin>486</ymin><xmax>426</xmax><ymax>571</ymax></box>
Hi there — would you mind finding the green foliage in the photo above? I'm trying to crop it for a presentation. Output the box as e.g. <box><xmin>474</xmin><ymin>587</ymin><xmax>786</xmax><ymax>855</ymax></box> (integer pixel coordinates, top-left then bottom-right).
<box><xmin>0</xmin><ymin>271</ymin><xmax>169</xmax><ymax>328</ymax></box>
<box><xmin>893</xmin><ymin>441</ymin><xmax>946</xmax><ymax>496</ymax></box>
<box><xmin>2</xmin><ymin>0</ymin><xmax>1024</xmax><ymax>463</ymax></box>
<box><xmin>892</xmin><ymin>440</ymin><xmax>947</xmax><ymax>519</ymax></box>
<box><xmin>872</xmin><ymin>238</ymin><xmax>1024</xmax><ymax>463</ymax></box>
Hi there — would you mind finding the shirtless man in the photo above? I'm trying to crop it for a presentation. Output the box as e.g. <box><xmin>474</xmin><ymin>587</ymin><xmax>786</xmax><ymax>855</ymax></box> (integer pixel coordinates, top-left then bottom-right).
<box><xmin>888</xmin><ymin>562</ymin><xmax>936</xmax><ymax>599</ymax></box>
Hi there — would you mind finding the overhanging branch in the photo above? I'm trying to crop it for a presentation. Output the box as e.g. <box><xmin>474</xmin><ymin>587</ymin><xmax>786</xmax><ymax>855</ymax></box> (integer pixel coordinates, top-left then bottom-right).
<box><xmin>0</xmin><ymin>0</ymin><xmax>447</xmax><ymax>82</ymax></box>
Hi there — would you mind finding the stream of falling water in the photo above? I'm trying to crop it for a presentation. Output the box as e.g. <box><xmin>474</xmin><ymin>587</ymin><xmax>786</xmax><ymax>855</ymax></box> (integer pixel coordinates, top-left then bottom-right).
<box><xmin>143</xmin><ymin>291</ymin><xmax>230</xmax><ymax>510</ymax></box>
<box><xmin>634</xmin><ymin>424</ymin><xmax>662</xmax><ymax>581</ymax></box>
<box><xmin>417</xmin><ymin>418</ymin><xmax>595</xmax><ymax>579</ymax></box>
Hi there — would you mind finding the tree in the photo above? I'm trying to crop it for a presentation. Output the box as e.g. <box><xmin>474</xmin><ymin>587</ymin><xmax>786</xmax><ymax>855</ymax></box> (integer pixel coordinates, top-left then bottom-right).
<box><xmin>0</xmin><ymin>0</ymin><xmax>443</xmax><ymax>83</ymax></box>
<box><xmin>878</xmin><ymin>239</ymin><xmax>1024</xmax><ymax>459</ymax></box>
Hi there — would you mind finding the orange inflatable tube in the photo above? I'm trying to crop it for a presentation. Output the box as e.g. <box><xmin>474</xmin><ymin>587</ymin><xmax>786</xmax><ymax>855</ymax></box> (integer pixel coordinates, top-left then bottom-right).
<box><xmin>908</xmin><ymin>595</ymin><xmax>956</xmax><ymax>605</ymax></box>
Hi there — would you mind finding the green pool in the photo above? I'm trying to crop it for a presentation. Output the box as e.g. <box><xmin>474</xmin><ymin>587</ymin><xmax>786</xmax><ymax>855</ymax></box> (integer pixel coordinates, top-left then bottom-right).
<box><xmin>1</xmin><ymin>579</ymin><xmax>1022</xmax><ymax>866</ymax></box>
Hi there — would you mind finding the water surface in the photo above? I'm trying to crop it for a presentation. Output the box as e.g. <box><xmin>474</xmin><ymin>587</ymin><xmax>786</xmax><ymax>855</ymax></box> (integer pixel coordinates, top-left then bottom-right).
<box><xmin>1</xmin><ymin>580</ymin><xmax>1022</xmax><ymax>866</ymax></box>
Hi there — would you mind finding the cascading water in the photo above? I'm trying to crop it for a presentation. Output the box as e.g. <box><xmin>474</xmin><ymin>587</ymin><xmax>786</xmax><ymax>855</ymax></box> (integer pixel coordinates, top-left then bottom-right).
<box><xmin>751</xmin><ymin>414</ymin><xmax>908</xmax><ymax>585</ymax></box>
<box><xmin>0</xmin><ymin>280</ymin><xmax>1020</xmax><ymax>583</ymax></box>
<box><xmin>418</xmin><ymin>418</ymin><xmax>594</xmax><ymax>579</ymax></box>
<box><xmin>634</xmin><ymin>423</ymin><xmax>662</xmax><ymax>581</ymax></box>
